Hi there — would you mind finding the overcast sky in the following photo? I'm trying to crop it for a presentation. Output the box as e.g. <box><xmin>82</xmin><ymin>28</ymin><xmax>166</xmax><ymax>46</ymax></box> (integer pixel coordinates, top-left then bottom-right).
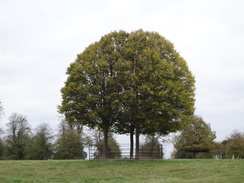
<box><xmin>1</xmin><ymin>0</ymin><xmax>244</xmax><ymax>158</ymax></box>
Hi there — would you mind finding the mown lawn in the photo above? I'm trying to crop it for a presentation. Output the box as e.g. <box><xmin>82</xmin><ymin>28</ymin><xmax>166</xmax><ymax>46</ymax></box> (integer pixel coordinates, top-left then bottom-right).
<box><xmin>0</xmin><ymin>159</ymin><xmax>243</xmax><ymax>183</ymax></box>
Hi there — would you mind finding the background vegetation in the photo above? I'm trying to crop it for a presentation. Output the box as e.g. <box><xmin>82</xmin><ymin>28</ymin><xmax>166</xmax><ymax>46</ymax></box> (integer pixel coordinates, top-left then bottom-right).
<box><xmin>0</xmin><ymin>111</ymin><xmax>243</xmax><ymax>160</ymax></box>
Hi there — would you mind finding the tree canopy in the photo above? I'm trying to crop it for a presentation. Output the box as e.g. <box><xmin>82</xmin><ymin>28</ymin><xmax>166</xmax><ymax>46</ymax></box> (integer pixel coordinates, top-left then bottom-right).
<box><xmin>224</xmin><ymin>130</ymin><xmax>244</xmax><ymax>159</ymax></box>
<box><xmin>59</xmin><ymin>29</ymin><xmax>195</xmax><ymax>159</ymax></box>
<box><xmin>173</xmin><ymin>116</ymin><xmax>216</xmax><ymax>158</ymax></box>
<box><xmin>54</xmin><ymin>128</ymin><xmax>86</xmax><ymax>159</ymax></box>
<box><xmin>5</xmin><ymin>113</ymin><xmax>31</xmax><ymax>160</ymax></box>
<box><xmin>25</xmin><ymin>123</ymin><xmax>53</xmax><ymax>160</ymax></box>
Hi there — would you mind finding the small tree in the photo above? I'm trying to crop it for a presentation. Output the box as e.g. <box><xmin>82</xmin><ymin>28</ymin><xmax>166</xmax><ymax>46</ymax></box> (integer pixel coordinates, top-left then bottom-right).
<box><xmin>25</xmin><ymin>123</ymin><xmax>53</xmax><ymax>160</ymax></box>
<box><xmin>174</xmin><ymin>116</ymin><xmax>216</xmax><ymax>159</ymax></box>
<box><xmin>54</xmin><ymin>127</ymin><xmax>86</xmax><ymax>159</ymax></box>
<box><xmin>224</xmin><ymin>130</ymin><xmax>244</xmax><ymax>159</ymax></box>
<box><xmin>4</xmin><ymin>113</ymin><xmax>31</xmax><ymax>159</ymax></box>
<box><xmin>208</xmin><ymin>142</ymin><xmax>225</xmax><ymax>159</ymax></box>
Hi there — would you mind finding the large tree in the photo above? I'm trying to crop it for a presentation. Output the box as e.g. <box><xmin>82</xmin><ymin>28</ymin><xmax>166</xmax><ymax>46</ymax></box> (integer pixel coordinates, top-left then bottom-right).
<box><xmin>59</xmin><ymin>31</ymin><xmax>129</xmax><ymax>158</ymax></box>
<box><xmin>59</xmin><ymin>30</ymin><xmax>195</xmax><ymax>159</ymax></box>
<box><xmin>114</xmin><ymin>30</ymin><xmax>195</xmax><ymax>159</ymax></box>
<box><xmin>173</xmin><ymin>116</ymin><xmax>216</xmax><ymax>159</ymax></box>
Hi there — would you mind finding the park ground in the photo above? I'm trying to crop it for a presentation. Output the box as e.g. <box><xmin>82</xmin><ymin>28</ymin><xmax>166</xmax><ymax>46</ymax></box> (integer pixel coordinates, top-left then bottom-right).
<box><xmin>0</xmin><ymin>159</ymin><xmax>243</xmax><ymax>183</ymax></box>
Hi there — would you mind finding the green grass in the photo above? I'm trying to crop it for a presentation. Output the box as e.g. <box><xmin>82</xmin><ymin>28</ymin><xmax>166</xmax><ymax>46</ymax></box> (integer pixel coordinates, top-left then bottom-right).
<box><xmin>0</xmin><ymin>159</ymin><xmax>243</xmax><ymax>183</ymax></box>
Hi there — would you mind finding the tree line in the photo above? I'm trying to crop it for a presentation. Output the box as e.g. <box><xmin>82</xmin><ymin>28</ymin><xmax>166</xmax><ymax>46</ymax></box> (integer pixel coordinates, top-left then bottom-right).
<box><xmin>0</xmin><ymin>113</ymin><xmax>87</xmax><ymax>160</ymax></box>
<box><xmin>0</xmin><ymin>112</ymin><xmax>161</xmax><ymax>160</ymax></box>
<box><xmin>172</xmin><ymin>116</ymin><xmax>244</xmax><ymax>159</ymax></box>
<box><xmin>0</xmin><ymin>105</ymin><xmax>243</xmax><ymax>160</ymax></box>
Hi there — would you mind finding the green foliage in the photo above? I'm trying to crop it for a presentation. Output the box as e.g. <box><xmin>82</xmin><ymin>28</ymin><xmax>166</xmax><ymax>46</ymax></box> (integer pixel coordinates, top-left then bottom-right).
<box><xmin>54</xmin><ymin>128</ymin><xmax>86</xmax><ymax>159</ymax></box>
<box><xmin>174</xmin><ymin>150</ymin><xmax>195</xmax><ymax>159</ymax></box>
<box><xmin>116</xmin><ymin>30</ymin><xmax>195</xmax><ymax>135</ymax></box>
<box><xmin>4</xmin><ymin>113</ymin><xmax>31</xmax><ymax>160</ymax></box>
<box><xmin>174</xmin><ymin>116</ymin><xmax>216</xmax><ymax>158</ymax></box>
<box><xmin>224</xmin><ymin>131</ymin><xmax>244</xmax><ymax>159</ymax></box>
<box><xmin>208</xmin><ymin>142</ymin><xmax>225</xmax><ymax>158</ymax></box>
<box><xmin>25</xmin><ymin>123</ymin><xmax>53</xmax><ymax>160</ymax></box>
<box><xmin>59</xmin><ymin>31</ymin><xmax>130</xmax><ymax>127</ymax></box>
<box><xmin>59</xmin><ymin>29</ymin><xmax>195</xmax><ymax>159</ymax></box>
<box><xmin>59</xmin><ymin>30</ymin><xmax>130</xmax><ymax>158</ymax></box>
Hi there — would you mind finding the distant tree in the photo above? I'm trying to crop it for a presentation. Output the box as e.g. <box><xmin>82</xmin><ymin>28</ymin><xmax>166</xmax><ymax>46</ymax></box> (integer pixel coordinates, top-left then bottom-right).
<box><xmin>25</xmin><ymin>123</ymin><xmax>53</xmax><ymax>160</ymax></box>
<box><xmin>140</xmin><ymin>134</ymin><xmax>162</xmax><ymax>159</ymax></box>
<box><xmin>93</xmin><ymin>129</ymin><xmax>121</xmax><ymax>159</ymax></box>
<box><xmin>4</xmin><ymin>113</ymin><xmax>31</xmax><ymax>159</ymax></box>
<box><xmin>224</xmin><ymin>130</ymin><xmax>244</xmax><ymax>159</ymax></box>
<box><xmin>208</xmin><ymin>142</ymin><xmax>225</xmax><ymax>159</ymax></box>
<box><xmin>54</xmin><ymin>127</ymin><xmax>86</xmax><ymax>159</ymax></box>
<box><xmin>174</xmin><ymin>116</ymin><xmax>216</xmax><ymax>159</ymax></box>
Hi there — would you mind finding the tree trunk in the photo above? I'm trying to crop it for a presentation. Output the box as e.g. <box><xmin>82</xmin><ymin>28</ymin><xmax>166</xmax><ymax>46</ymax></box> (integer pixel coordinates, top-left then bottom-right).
<box><xmin>193</xmin><ymin>152</ymin><xmax>196</xmax><ymax>159</ymax></box>
<box><xmin>130</xmin><ymin>125</ymin><xmax>135</xmax><ymax>159</ymax></box>
<box><xmin>103</xmin><ymin>125</ymin><xmax>109</xmax><ymax>159</ymax></box>
<box><xmin>150</xmin><ymin>136</ymin><xmax>155</xmax><ymax>158</ymax></box>
<box><xmin>135</xmin><ymin>126</ymin><xmax>140</xmax><ymax>160</ymax></box>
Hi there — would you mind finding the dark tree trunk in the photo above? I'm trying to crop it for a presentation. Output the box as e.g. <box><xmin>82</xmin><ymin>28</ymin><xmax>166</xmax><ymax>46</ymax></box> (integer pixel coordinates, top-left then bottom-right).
<box><xmin>103</xmin><ymin>124</ymin><xmax>109</xmax><ymax>159</ymax></box>
<box><xmin>135</xmin><ymin>126</ymin><xmax>140</xmax><ymax>160</ymax></box>
<box><xmin>130</xmin><ymin>125</ymin><xmax>135</xmax><ymax>159</ymax></box>
<box><xmin>193</xmin><ymin>152</ymin><xmax>196</xmax><ymax>159</ymax></box>
<box><xmin>150</xmin><ymin>136</ymin><xmax>155</xmax><ymax>157</ymax></box>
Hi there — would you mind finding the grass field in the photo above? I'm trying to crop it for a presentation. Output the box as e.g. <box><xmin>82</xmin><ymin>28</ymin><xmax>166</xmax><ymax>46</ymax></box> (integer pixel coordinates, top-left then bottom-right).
<box><xmin>0</xmin><ymin>159</ymin><xmax>243</xmax><ymax>183</ymax></box>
